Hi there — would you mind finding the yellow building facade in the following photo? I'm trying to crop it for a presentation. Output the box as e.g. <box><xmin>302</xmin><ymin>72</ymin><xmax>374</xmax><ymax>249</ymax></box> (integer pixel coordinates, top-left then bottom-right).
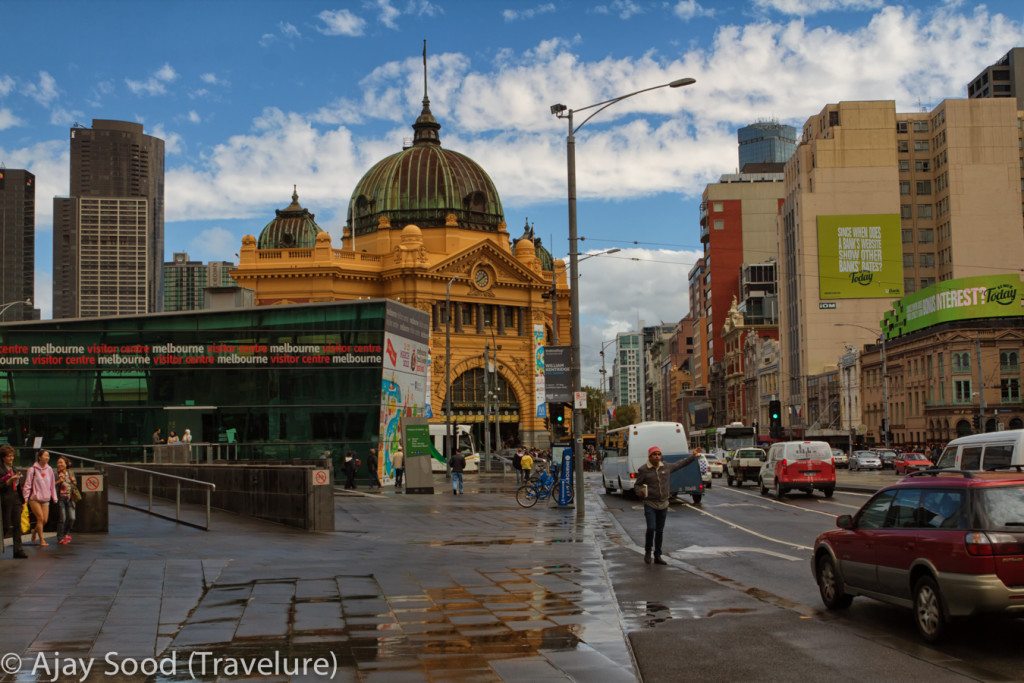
<box><xmin>231</xmin><ymin>92</ymin><xmax>569</xmax><ymax>448</ymax></box>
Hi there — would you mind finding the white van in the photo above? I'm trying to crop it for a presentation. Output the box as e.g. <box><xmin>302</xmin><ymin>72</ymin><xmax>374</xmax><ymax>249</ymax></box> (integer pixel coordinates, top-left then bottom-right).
<box><xmin>601</xmin><ymin>421</ymin><xmax>691</xmax><ymax>494</ymax></box>
<box><xmin>934</xmin><ymin>429</ymin><xmax>1024</xmax><ymax>471</ymax></box>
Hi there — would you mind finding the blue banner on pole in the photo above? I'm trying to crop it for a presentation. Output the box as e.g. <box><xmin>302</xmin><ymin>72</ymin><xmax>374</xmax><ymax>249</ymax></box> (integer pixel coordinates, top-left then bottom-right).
<box><xmin>556</xmin><ymin>446</ymin><xmax>574</xmax><ymax>506</ymax></box>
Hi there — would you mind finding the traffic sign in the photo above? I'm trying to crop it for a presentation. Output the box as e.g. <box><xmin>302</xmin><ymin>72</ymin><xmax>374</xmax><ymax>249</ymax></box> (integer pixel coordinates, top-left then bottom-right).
<box><xmin>574</xmin><ymin>391</ymin><xmax>587</xmax><ymax>409</ymax></box>
<box><xmin>82</xmin><ymin>474</ymin><xmax>104</xmax><ymax>492</ymax></box>
<box><xmin>312</xmin><ymin>469</ymin><xmax>330</xmax><ymax>486</ymax></box>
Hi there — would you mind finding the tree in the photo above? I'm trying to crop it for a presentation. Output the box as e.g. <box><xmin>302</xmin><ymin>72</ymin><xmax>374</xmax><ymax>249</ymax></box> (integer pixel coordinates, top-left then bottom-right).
<box><xmin>610</xmin><ymin>403</ymin><xmax>639</xmax><ymax>429</ymax></box>
<box><xmin>582</xmin><ymin>385</ymin><xmax>603</xmax><ymax>433</ymax></box>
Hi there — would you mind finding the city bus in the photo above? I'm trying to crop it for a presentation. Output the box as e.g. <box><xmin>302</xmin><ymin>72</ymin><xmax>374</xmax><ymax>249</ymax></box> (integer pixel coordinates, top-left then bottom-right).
<box><xmin>712</xmin><ymin>422</ymin><xmax>756</xmax><ymax>456</ymax></box>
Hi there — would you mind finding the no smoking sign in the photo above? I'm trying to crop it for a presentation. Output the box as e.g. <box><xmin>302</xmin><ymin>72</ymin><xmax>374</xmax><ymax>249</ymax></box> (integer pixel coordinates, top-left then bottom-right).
<box><xmin>82</xmin><ymin>474</ymin><xmax>104</xmax><ymax>492</ymax></box>
<box><xmin>312</xmin><ymin>469</ymin><xmax>330</xmax><ymax>486</ymax></box>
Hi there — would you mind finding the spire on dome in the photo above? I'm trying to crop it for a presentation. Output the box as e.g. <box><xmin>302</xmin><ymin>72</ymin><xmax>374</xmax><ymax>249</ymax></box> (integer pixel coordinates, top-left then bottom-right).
<box><xmin>412</xmin><ymin>39</ymin><xmax>441</xmax><ymax>145</ymax></box>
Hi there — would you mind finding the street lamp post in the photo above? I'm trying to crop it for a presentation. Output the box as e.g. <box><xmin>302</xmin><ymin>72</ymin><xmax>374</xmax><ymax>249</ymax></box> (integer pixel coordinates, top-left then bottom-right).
<box><xmin>551</xmin><ymin>77</ymin><xmax>695</xmax><ymax>520</ymax></box>
<box><xmin>0</xmin><ymin>298</ymin><xmax>31</xmax><ymax>321</ymax></box>
<box><xmin>837</xmin><ymin>323</ymin><xmax>890</xmax><ymax>450</ymax></box>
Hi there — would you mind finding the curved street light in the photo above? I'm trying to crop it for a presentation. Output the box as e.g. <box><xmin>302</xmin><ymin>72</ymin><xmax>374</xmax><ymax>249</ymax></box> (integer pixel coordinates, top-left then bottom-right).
<box><xmin>0</xmin><ymin>298</ymin><xmax>32</xmax><ymax>320</ymax></box>
<box><xmin>551</xmin><ymin>76</ymin><xmax>696</xmax><ymax>520</ymax></box>
<box><xmin>836</xmin><ymin>322</ymin><xmax>889</xmax><ymax>449</ymax></box>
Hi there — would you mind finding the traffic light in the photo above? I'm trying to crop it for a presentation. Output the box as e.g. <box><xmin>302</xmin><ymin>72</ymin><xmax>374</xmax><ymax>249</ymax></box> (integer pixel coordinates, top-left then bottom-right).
<box><xmin>973</xmin><ymin>414</ymin><xmax>981</xmax><ymax>432</ymax></box>
<box><xmin>769</xmin><ymin>400</ymin><xmax>782</xmax><ymax>438</ymax></box>
<box><xmin>563</xmin><ymin>405</ymin><xmax>573</xmax><ymax>436</ymax></box>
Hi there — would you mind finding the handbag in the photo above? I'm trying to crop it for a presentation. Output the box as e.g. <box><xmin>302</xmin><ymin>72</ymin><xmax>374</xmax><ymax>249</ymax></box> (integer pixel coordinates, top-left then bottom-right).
<box><xmin>71</xmin><ymin>480</ymin><xmax>82</xmax><ymax>503</ymax></box>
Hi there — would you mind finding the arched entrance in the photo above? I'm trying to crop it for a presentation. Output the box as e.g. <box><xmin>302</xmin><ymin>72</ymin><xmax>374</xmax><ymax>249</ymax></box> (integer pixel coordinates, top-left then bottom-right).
<box><xmin>1010</xmin><ymin>417</ymin><xmax>1023</xmax><ymax>430</ymax></box>
<box><xmin>956</xmin><ymin>419</ymin><xmax>972</xmax><ymax>437</ymax></box>
<box><xmin>446</xmin><ymin>368</ymin><xmax>521</xmax><ymax>447</ymax></box>
<box><xmin>985</xmin><ymin>418</ymin><xmax>999</xmax><ymax>433</ymax></box>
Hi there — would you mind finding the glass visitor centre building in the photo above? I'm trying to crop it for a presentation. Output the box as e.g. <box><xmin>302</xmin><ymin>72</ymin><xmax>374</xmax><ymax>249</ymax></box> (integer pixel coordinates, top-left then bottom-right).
<box><xmin>0</xmin><ymin>300</ymin><xmax>429</xmax><ymax>481</ymax></box>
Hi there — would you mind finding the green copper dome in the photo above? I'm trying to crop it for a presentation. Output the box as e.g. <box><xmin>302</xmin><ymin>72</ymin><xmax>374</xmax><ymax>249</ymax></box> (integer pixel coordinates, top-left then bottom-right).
<box><xmin>512</xmin><ymin>220</ymin><xmax>554</xmax><ymax>271</ymax></box>
<box><xmin>258</xmin><ymin>188</ymin><xmax>323</xmax><ymax>249</ymax></box>
<box><xmin>347</xmin><ymin>96</ymin><xmax>504</xmax><ymax>236</ymax></box>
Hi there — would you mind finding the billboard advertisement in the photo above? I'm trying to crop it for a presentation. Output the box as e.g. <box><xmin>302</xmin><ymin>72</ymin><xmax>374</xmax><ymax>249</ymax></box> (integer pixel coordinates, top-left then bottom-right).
<box><xmin>883</xmin><ymin>274</ymin><xmax>1024</xmax><ymax>340</ymax></box>
<box><xmin>543</xmin><ymin>345</ymin><xmax>573</xmax><ymax>403</ymax></box>
<box><xmin>533</xmin><ymin>325</ymin><xmax>546</xmax><ymax>417</ymax></box>
<box><xmin>817</xmin><ymin>214</ymin><xmax>903</xmax><ymax>300</ymax></box>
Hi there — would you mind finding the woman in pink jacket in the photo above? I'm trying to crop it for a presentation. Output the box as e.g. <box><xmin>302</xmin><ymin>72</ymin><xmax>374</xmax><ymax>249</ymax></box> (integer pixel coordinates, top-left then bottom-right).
<box><xmin>22</xmin><ymin>449</ymin><xmax>57</xmax><ymax>547</ymax></box>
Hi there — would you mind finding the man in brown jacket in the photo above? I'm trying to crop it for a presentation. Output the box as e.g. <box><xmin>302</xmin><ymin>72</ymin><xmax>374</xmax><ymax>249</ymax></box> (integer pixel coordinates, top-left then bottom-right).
<box><xmin>634</xmin><ymin>445</ymin><xmax>696</xmax><ymax>565</ymax></box>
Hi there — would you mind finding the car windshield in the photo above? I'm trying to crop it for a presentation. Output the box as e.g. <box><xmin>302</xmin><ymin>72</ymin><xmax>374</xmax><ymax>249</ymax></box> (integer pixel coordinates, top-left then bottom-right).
<box><xmin>876</xmin><ymin>450</ymin><xmax>897</xmax><ymax>458</ymax></box>
<box><xmin>736</xmin><ymin>449</ymin><xmax>764</xmax><ymax>458</ymax></box>
<box><xmin>975</xmin><ymin>486</ymin><xmax>1024</xmax><ymax>531</ymax></box>
<box><xmin>855</xmin><ymin>451</ymin><xmax>877</xmax><ymax>459</ymax></box>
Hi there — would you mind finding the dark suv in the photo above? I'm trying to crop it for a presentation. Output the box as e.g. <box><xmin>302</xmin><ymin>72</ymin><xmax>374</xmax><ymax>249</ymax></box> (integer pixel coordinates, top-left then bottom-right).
<box><xmin>812</xmin><ymin>471</ymin><xmax>1024</xmax><ymax>642</ymax></box>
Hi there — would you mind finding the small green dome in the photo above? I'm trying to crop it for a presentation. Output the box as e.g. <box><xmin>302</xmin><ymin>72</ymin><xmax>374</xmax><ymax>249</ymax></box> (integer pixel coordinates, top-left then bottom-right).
<box><xmin>347</xmin><ymin>97</ymin><xmax>504</xmax><ymax>236</ymax></box>
<box><xmin>258</xmin><ymin>188</ymin><xmax>323</xmax><ymax>249</ymax></box>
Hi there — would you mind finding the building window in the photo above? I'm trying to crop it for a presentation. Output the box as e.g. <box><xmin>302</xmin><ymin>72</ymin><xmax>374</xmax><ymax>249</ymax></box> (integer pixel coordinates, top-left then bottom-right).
<box><xmin>1001</xmin><ymin>350</ymin><xmax>1020</xmax><ymax>373</ymax></box>
<box><xmin>920</xmin><ymin>277</ymin><xmax>935</xmax><ymax>288</ymax></box>
<box><xmin>901</xmin><ymin>229</ymin><xmax>912</xmax><ymax>243</ymax></box>
<box><xmin>900</xmin><ymin>181</ymin><xmax>911</xmax><ymax>195</ymax></box>
<box><xmin>952</xmin><ymin>352</ymin><xmax>971</xmax><ymax>373</ymax></box>
<box><xmin>1002</xmin><ymin>379</ymin><xmax>1021</xmax><ymax>401</ymax></box>
<box><xmin>916</xmin><ymin>204</ymin><xmax>933</xmax><ymax>218</ymax></box>
<box><xmin>913</xmin><ymin>120</ymin><xmax>929</xmax><ymax>133</ymax></box>
<box><xmin>897</xmin><ymin>121</ymin><xmax>908</xmax><ymax>133</ymax></box>
<box><xmin>916</xmin><ymin>180</ymin><xmax>932</xmax><ymax>194</ymax></box>
<box><xmin>900</xmin><ymin>204</ymin><xmax>912</xmax><ymax>219</ymax></box>
<box><xmin>713</xmin><ymin>219</ymin><xmax>725</xmax><ymax>230</ymax></box>
<box><xmin>915</xmin><ymin>160</ymin><xmax>931</xmax><ymax>172</ymax></box>
<box><xmin>914</xmin><ymin>140</ymin><xmax>930</xmax><ymax>153</ymax></box>
<box><xmin>918</xmin><ymin>228</ymin><xmax>934</xmax><ymax>243</ymax></box>
<box><xmin>919</xmin><ymin>253</ymin><xmax>935</xmax><ymax>268</ymax></box>
<box><xmin>898</xmin><ymin>140</ymin><xmax>909</xmax><ymax>153</ymax></box>
<box><xmin>903</xmin><ymin>253</ymin><xmax>914</xmax><ymax>268</ymax></box>
<box><xmin>954</xmin><ymin>379</ymin><xmax>972</xmax><ymax>404</ymax></box>
<box><xmin>904</xmin><ymin>277</ymin><xmax>916</xmax><ymax>293</ymax></box>
<box><xmin>899</xmin><ymin>160</ymin><xmax>910</xmax><ymax>171</ymax></box>
<box><xmin>713</xmin><ymin>202</ymin><xmax>723</xmax><ymax>212</ymax></box>
<box><xmin>829</xmin><ymin>110</ymin><xmax>840</xmax><ymax>126</ymax></box>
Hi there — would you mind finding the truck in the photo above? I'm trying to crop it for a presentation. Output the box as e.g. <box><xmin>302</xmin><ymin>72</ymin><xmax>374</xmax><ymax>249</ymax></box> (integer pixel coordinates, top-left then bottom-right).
<box><xmin>725</xmin><ymin>447</ymin><xmax>767</xmax><ymax>487</ymax></box>
<box><xmin>600</xmin><ymin>421</ymin><xmax>705</xmax><ymax>504</ymax></box>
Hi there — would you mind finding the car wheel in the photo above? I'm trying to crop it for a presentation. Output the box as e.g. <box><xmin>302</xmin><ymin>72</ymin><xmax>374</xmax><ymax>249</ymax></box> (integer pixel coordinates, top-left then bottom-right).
<box><xmin>817</xmin><ymin>555</ymin><xmax>853</xmax><ymax>610</ymax></box>
<box><xmin>823</xmin><ymin>487</ymin><xmax>835</xmax><ymax>498</ymax></box>
<box><xmin>618</xmin><ymin>477</ymin><xmax>625</xmax><ymax>497</ymax></box>
<box><xmin>913</xmin><ymin>575</ymin><xmax>948</xmax><ymax>643</ymax></box>
<box><xmin>603</xmin><ymin>477</ymin><xmax>614</xmax><ymax>495</ymax></box>
<box><xmin>691</xmin><ymin>493</ymin><xmax>702</xmax><ymax>505</ymax></box>
<box><xmin>774</xmin><ymin>479</ymin><xmax>786</xmax><ymax>498</ymax></box>
<box><xmin>759</xmin><ymin>478</ymin><xmax>768</xmax><ymax>495</ymax></box>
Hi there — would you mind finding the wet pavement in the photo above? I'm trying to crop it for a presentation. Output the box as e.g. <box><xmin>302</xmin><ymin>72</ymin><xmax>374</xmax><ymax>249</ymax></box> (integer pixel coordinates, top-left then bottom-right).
<box><xmin>0</xmin><ymin>474</ymin><xmax>635</xmax><ymax>682</ymax></box>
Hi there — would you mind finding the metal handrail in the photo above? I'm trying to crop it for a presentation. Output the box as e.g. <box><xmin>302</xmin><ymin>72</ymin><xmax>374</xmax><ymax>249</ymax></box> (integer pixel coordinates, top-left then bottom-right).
<box><xmin>49</xmin><ymin>449</ymin><xmax>216</xmax><ymax>530</ymax></box>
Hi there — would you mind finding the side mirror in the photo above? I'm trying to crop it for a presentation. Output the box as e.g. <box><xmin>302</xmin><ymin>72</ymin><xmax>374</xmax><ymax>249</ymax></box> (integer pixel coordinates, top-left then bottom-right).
<box><xmin>836</xmin><ymin>514</ymin><xmax>854</xmax><ymax>530</ymax></box>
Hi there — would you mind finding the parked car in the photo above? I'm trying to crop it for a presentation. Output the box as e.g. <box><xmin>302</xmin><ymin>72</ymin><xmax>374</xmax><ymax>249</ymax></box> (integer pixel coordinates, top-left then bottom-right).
<box><xmin>812</xmin><ymin>470</ymin><xmax>1024</xmax><ymax>642</ymax></box>
<box><xmin>894</xmin><ymin>453</ymin><xmax>933</xmax><ymax>475</ymax></box>
<box><xmin>758</xmin><ymin>440</ymin><xmax>836</xmax><ymax>498</ymax></box>
<box><xmin>934</xmin><ymin>429</ymin><xmax>1024</xmax><ymax>472</ymax></box>
<box><xmin>831</xmin><ymin>448</ymin><xmax>849</xmax><ymax>468</ymax></box>
<box><xmin>849</xmin><ymin>450</ymin><xmax>882</xmax><ymax>471</ymax></box>
<box><xmin>874</xmin><ymin>449</ymin><xmax>899</xmax><ymax>469</ymax></box>
<box><xmin>726</xmin><ymin>447</ymin><xmax>767</xmax><ymax>487</ymax></box>
<box><xmin>704</xmin><ymin>453</ymin><xmax>724</xmax><ymax>478</ymax></box>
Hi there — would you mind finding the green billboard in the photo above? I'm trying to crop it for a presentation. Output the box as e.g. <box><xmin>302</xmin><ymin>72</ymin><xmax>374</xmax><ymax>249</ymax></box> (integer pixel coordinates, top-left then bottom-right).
<box><xmin>817</xmin><ymin>214</ymin><xmax>903</xmax><ymax>299</ymax></box>
<box><xmin>883</xmin><ymin>274</ymin><xmax>1024</xmax><ymax>340</ymax></box>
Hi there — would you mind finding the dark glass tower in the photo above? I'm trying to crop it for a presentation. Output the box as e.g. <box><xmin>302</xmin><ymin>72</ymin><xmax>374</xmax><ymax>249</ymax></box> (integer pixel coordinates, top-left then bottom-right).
<box><xmin>0</xmin><ymin>168</ymin><xmax>41</xmax><ymax>321</ymax></box>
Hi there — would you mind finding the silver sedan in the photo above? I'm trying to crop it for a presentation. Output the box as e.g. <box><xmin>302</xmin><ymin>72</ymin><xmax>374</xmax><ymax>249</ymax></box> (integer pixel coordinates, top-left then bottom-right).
<box><xmin>849</xmin><ymin>450</ymin><xmax>882</xmax><ymax>471</ymax></box>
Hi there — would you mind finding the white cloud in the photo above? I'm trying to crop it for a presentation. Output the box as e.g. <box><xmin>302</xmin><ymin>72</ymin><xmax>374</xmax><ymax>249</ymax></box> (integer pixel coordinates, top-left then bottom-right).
<box><xmin>0</xmin><ymin>107</ymin><xmax>22</xmax><ymax>130</ymax></box>
<box><xmin>317</xmin><ymin>8</ymin><xmax>366</xmax><ymax>36</ymax></box>
<box><xmin>279</xmin><ymin>21</ymin><xmax>301</xmax><ymax>39</ymax></box>
<box><xmin>49</xmin><ymin>107</ymin><xmax>83</xmax><ymax>126</ymax></box>
<box><xmin>126</xmin><ymin>63</ymin><xmax>178</xmax><ymax>96</ymax></box>
<box><xmin>0</xmin><ymin>140</ymin><xmax>69</xmax><ymax>225</ymax></box>
<box><xmin>259</xmin><ymin>33</ymin><xmax>277</xmax><ymax>47</ymax></box>
<box><xmin>200</xmin><ymin>72</ymin><xmax>222</xmax><ymax>85</ymax></box>
<box><xmin>186</xmin><ymin>227</ymin><xmax>240</xmax><ymax>262</ymax></box>
<box><xmin>149</xmin><ymin>124</ymin><xmax>183</xmax><ymax>155</ymax></box>
<box><xmin>23</xmin><ymin>71</ymin><xmax>59</xmax><ymax>106</ymax></box>
<box><xmin>754</xmin><ymin>0</ymin><xmax>884</xmax><ymax>16</ymax></box>
<box><xmin>188</xmin><ymin>110</ymin><xmax>201</xmax><ymax>123</ymax></box>
<box><xmin>593</xmin><ymin>0</ymin><xmax>644</xmax><ymax>19</ymax></box>
<box><xmin>0</xmin><ymin>75</ymin><xmax>15</xmax><ymax>97</ymax></box>
<box><xmin>674</xmin><ymin>0</ymin><xmax>714</xmax><ymax>21</ymax></box>
<box><xmin>503</xmin><ymin>3</ymin><xmax>555</xmax><ymax>22</ymax></box>
<box><xmin>374</xmin><ymin>0</ymin><xmax>402</xmax><ymax>29</ymax></box>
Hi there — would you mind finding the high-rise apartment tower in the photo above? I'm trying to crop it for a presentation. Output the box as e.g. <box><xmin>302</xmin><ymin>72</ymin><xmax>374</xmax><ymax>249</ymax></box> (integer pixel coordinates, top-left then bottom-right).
<box><xmin>0</xmin><ymin>169</ymin><xmax>41</xmax><ymax>321</ymax></box>
<box><xmin>53</xmin><ymin>120</ymin><xmax>165</xmax><ymax>319</ymax></box>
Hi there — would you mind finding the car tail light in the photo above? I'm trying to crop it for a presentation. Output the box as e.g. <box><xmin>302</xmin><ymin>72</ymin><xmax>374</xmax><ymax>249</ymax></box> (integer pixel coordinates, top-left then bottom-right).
<box><xmin>780</xmin><ymin>459</ymin><xmax>788</xmax><ymax>468</ymax></box>
<box><xmin>830</xmin><ymin>456</ymin><xmax>835</xmax><ymax>466</ymax></box>
<box><xmin>629</xmin><ymin>472</ymin><xmax>636</xmax><ymax>479</ymax></box>
<box><xmin>965</xmin><ymin>532</ymin><xmax>1024</xmax><ymax>556</ymax></box>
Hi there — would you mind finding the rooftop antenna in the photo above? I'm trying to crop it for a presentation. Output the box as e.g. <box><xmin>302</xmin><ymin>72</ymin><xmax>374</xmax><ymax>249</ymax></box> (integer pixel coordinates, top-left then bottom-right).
<box><xmin>422</xmin><ymin>38</ymin><xmax>428</xmax><ymax>103</ymax></box>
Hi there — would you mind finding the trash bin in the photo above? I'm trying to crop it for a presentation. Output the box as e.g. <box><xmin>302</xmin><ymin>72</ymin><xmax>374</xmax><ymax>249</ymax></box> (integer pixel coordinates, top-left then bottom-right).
<box><xmin>73</xmin><ymin>468</ymin><xmax>108</xmax><ymax>533</ymax></box>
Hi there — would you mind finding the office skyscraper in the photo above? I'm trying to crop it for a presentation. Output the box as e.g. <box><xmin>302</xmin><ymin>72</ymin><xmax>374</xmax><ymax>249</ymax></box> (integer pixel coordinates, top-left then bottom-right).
<box><xmin>163</xmin><ymin>252</ymin><xmax>237</xmax><ymax>311</ymax></box>
<box><xmin>0</xmin><ymin>168</ymin><xmax>41</xmax><ymax>322</ymax></box>
<box><xmin>967</xmin><ymin>47</ymin><xmax>1024</xmax><ymax>110</ymax></box>
<box><xmin>737</xmin><ymin>121</ymin><xmax>797</xmax><ymax>171</ymax></box>
<box><xmin>53</xmin><ymin>119</ymin><xmax>165</xmax><ymax>319</ymax></box>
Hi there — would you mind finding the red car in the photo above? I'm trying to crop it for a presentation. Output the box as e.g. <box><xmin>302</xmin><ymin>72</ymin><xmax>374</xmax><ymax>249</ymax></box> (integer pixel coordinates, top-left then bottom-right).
<box><xmin>812</xmin><ymin>471</ymin><xmax>1024</xmax><ymax>642</ymax></box>
<box><xmin>894</xmin><ymin>452</ymin><xmax>933</xmax><ymax>475</ymax></box>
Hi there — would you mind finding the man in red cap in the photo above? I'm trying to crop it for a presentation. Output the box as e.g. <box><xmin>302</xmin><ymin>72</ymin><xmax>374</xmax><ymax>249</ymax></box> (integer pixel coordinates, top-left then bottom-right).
<box><xmin>634</xmin><ymin>445</ymin><xmax>696</xmax><ymax>565</ymax></box>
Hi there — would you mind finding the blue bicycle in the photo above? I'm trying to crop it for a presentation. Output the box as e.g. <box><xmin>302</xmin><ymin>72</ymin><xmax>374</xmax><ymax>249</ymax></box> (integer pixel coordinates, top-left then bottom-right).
<box><xmin>515</xmin><ymin>468</ymin><xmax>573</xmax><ymax>508</ymax></box>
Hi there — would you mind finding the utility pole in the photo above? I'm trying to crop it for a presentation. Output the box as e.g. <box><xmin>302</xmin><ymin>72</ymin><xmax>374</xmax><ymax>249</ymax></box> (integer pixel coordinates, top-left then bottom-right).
<box><xmin>550</xmin><ymin>266</ymin><xmax>559</xmax><ymax>345</ymax></box>
<box><xmin>484</xmin><ymin>344</ymin><xmax>491</xmax><ymax>462</ymax></box>
<box><xmin>881</xmin><ymin>336</ymin><xmax>890</xmax><ymax>449</ymax></box>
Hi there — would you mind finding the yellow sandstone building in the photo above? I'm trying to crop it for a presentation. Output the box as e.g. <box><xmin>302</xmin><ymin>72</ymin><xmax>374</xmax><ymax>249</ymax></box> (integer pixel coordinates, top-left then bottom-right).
<box><xmin>231</xmin><ymin>88</ymin><xmax>569</xmax><ymax>448</ymax></box>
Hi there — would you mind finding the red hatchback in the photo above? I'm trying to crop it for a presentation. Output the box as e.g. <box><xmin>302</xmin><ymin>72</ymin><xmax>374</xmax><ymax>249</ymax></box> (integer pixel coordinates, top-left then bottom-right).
<box><xmin>894</xmin><ymin>453</ymin><xmax>933</xmax><ymax>475</ymax></box>
<box><xmin>812</xmin><ymin>471</ymin><xmax>1024</xmax><ymax>642</ymax></box>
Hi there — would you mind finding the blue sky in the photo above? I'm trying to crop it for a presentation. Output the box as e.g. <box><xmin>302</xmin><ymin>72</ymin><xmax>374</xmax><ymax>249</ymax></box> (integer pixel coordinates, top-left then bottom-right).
<box><xmin>2</xmin><ymin>0</ymin><xmax>1023</xmax><ymax>385</ymax></box>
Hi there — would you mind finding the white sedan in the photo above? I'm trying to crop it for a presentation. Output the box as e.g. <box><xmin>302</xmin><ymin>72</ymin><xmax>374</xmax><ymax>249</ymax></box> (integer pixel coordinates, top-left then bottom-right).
<box><xmin>703</xmin><ymin>454</ymin><xmax>724</xmax><ymax>478</ymax></box>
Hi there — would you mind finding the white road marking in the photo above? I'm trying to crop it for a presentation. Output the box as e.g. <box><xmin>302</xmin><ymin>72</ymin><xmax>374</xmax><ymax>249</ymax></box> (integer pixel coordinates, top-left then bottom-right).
<box><xmin>674</xmin><ymin>544</ymin><xmax>802</xmax><ymax>561</ymax></box>
<box><xmin>681</xmin><ymin>503</ymin><xmax>813</xmax><ymax>551</ymax></box>
<box><xmin>717</xmin><ymin>485</ymin><xmax>840</xmax><ymax>518</ymax></box>
<box><xmin>838</xmin><ymin>490</ymin><xmax>872</xmax><ymax>497</ymax></box>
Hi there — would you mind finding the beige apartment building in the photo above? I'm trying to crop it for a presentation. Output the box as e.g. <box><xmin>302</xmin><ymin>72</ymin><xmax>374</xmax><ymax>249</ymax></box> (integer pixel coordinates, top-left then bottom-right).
<box><xmin>778</xmin><ymin>98</ymin><xmax>1024</xmax><ymax>434</ymax></box>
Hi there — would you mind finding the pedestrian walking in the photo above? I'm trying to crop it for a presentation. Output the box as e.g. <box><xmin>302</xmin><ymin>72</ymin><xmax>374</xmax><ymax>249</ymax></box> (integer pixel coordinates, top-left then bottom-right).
<box><xmin>367</xmin><ymin>447</ymin><xmax>381</xmax><ymax>489</ymax></box>
<box><xmin>633</xmin><ymin>445</ymin><xmax>695</xmax><ymax>565</ymax></box>
<box><xmin>22</xmin><ymin>449</ymin><xmax>57</xmax><ymax>547</ymax></box>
<box><xmin>392</xmin><ymin>447</ymin><xmax>405</xmax><ymax>491</ymax></box>
<box><xmin>343</xmin><ymin>451</ymin><xmax>358</xmax><ymax>490</ymax></box>
<box><xmin>0</xmin><ymin>445</ymin><xmax>27</xmax><ymax>559</ymax></box>
<box><xmin>450</xmin><ymin>451</ymin><xmax>466</xmax><ymax>495</ymax></box>
<box><xmin>54</xmin><ymin>456</ymin><xmax>78</xmax><ymax>545</ymax></box>
<box><xmin>513</xmin><ymin>449</ymin><xmax>524</xmax><ymax>484</ymax></box>
<box><xmin>520</xmin><ymin>451</ymin><xmax>534</xmax><ymax>482</ymax></box>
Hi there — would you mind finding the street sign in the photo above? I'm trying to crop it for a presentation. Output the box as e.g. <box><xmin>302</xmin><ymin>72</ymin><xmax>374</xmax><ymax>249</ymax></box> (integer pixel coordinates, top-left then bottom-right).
<box><xmin>82</xmin><ymin>474</ymin><xmax>104</xmax><ymax>492</ymax></box>
<box><xmin>574</xmin><ymin>391</ymin><xmax>587</xmax><ymax>409</ymax></box>
<box><xmin>312</xmin><ymin>469</ymin><xmax>330</xmax><ymax>486</ymax></box>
